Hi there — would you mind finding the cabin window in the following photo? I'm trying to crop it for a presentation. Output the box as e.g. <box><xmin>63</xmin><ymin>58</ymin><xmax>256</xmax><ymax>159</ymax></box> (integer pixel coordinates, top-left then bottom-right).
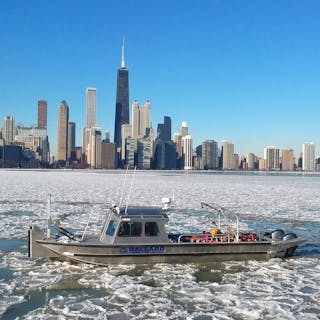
<box><xmin>145</xmin><ymin>222</ymin><xmax>160</xmax><ymax>236</ymax></box>
<box><xmin>118</xmin><ymin>221</ymin><xmax>142</xmax><ymax>237</ymax></box>
<box><xmin>106</xmin><ymin>220</ymin><xmax>118</xmax><ymax>236</ymax></box>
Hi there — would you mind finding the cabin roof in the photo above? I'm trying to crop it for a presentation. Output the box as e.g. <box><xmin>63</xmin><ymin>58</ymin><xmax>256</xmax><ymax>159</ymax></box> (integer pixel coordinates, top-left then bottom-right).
<box><xmin>117</xmin><ymin>206</ymin><xmax>169</xmax><ymax>219</ymax></box>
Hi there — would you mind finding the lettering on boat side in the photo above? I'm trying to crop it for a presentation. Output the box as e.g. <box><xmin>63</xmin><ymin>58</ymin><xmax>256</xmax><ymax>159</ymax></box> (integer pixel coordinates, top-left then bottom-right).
<box><xmin>120</xmin><ymin>246</ymin><xmax>165</xmax><ymax>254</ymax></box>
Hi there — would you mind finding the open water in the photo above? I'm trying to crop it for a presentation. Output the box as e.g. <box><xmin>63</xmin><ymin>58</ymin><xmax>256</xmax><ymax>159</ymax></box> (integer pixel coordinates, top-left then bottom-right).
<box><xmin>0</xmin><ymin>170</ymin><xmax>319</xmax><ymax>319</ymax></box>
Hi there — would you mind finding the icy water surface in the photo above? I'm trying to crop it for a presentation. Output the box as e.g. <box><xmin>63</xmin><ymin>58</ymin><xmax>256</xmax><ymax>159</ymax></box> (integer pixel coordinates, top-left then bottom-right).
<box><xmin>0</xmin><ymin>170</ymin><xmax>319</xmax><ymax>319</ymax></box>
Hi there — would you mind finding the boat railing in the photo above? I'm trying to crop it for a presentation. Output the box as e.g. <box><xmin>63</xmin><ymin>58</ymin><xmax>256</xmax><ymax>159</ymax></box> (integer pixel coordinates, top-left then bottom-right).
<box><xmin>200</xmin><ymin>202</ymin><xmax>240</xmax><ymax>242</ymax></box>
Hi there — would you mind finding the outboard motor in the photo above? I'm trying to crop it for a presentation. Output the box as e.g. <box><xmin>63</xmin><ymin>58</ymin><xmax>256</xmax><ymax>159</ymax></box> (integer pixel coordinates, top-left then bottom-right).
<box><xmin>271</xmin><ymin>229</ymin><xmax>285</xmax><ymax>241</ymax></box>
<box><xmin>283</xmin><ymin>232</ymin><xmax>298</xmax><ymax>241</ymax></box>
<box><xmin>283</xmin><ymin>232</ymin><xmax>298</xmax><ymax>257</ymax></box>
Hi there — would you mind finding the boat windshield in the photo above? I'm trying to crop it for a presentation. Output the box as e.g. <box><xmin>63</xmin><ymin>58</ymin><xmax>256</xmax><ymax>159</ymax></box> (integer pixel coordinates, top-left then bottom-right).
<box><xmin>106</xmin><ymin>220</ymin><xmax>118</xmax><ymax>237</ymax></box>
<box><xmin>118</xmin><ymin>221</ymin><xmax>142</xmax><ymax>237</ymax></box>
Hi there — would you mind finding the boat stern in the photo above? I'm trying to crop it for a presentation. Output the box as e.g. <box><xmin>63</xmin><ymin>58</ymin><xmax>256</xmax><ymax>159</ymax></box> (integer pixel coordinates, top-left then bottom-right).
<box><xmin>271</xmin><ymin>236</ymin><xmax>308</xmax><ymax>258</ymax></box>
<box><xmin>28</xmin><ymin>225</ymin><xmax>58</xmax><ymax>258</ymax></box>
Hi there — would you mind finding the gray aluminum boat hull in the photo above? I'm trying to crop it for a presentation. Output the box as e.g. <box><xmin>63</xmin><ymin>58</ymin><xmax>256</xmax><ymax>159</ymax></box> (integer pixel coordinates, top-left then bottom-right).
<box><xmin>34</xmin><ymin>237</ymin><xmax>305</xmax><ymax>266</ymax></box>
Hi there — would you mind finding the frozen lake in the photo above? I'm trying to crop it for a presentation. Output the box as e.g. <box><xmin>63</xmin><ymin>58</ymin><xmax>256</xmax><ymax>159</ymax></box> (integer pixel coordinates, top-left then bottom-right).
<box><xmin>0</xmin><ymin>170</ymin><xmax>319</xmax><ymax>319</ymax></box>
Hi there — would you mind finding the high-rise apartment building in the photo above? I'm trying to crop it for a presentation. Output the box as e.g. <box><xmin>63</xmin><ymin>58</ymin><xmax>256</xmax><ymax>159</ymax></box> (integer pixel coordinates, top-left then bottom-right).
<box><xmin>37</xmin><ymin>100</ymin><xmax>47</xmax><ymax>128</ymax></box>
<box><xmin>182</xmin><ymin>135</ymin><xmax>193</xmax><ymax>170</ymax></box>
<box><xmin>202</xmin><ymin>140</ymin><xmax>218</xmax><ymax>169</ymax></box>
<box><xmin>86</xmin><ymin>88</ymin><xmax>96</xmax><ymax>128</ymax></box>
<box><xmin>221</xmin><ymin>140</ymin><xmax>235</xmax><ymax>170</ymax></box>
<box><xmin>114</xmin><ymin>41</ymin><xmax>129</xmax><ymax>149</ymax></box>
<box><xmin>281</xmin><ymin>148</ymin><xmax>294</xmax><ymax>171</ymax></box>
<box><xmin>57</xmin><ymin>101</ymin><xmax>69</xmax><ymax>161</ymax></box>
<box><xmin>132</xmin><ymin>100</ymin><xmax>151</xmax><ymax>149</ymax></box>
<box><xmin>2</xmin><ymin>116</ymin><xmax>15</xmax><ymax>145</ymax></box>
<box><xmin>302</xmin><ymin>142</ymin><xmax>315</xmax><ymax>171</ymax></box>
<box><xmin>264</xmin><ymin>146</ymin><xmax>280</xmax><ymax>170</ymax></box>
<box><xmin>68</xmin><ymin>122</ymin><xmax>76</xmax><ymax>161</ymax></box>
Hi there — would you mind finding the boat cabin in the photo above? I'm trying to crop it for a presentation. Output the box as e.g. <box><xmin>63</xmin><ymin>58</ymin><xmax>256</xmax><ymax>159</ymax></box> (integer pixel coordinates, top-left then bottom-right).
<box><xmin>100</xmin><ymin>206</ymin><xmax>170</xmax><ymax>245</ymax></box>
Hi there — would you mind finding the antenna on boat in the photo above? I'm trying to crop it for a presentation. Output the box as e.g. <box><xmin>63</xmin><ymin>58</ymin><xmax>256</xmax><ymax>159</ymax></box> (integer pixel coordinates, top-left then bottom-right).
<box><xmin>119</xmin><ymin>165</ymin><xmax>129</xmax><ymax>208</ymax></box>
<box><xmin>46</xmin><ymin>194</ymin><xmax>52</xmax><ymax>238</ymax></box>
<box><xmin>125</xmin><ymin>166</ymin><xmax>137</xmax><ymax>215</ymax></box>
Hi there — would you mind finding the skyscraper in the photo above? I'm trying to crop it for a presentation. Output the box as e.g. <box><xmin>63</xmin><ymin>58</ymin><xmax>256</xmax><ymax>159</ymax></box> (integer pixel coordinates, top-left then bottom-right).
<box><xmin>132</xmin><ymin>100</ymin><xmax>151</xmax><ymax>147</ymax></box>
<box><xmin>157</xmin><ymin>116</ymin><xmax>171</xmax><ymax>141</ymax></box>
<box><xmin>221</xmin><ymin>140</ymin><xmax>235</xmax><ymax>170</ymax></box>
<box><xmin>86</xmin><ymin>88</ymin><xmax>96</xmax><ymax>128</ymax></box>
<box><xmin>114</xmin><ymin>41</ymin><xmax>129</xmax><ymax>149</ymax></box>
<box><xmin>245</xmin><ymin>153</ymin><xmax>256</xmax><ymax>171</ymax></box>
<box><xmin>281</xmin><ymin>148</ymin><xmax>294</xmax><ymax>171</ymax></box>
<box><xmin>264</xmin><ymin>146</ymin><xmax>280</xmax><ymax>171</ymax></box>
<box><xmin>302</xmin><ymin>142</ymin><xmax>315</xmax><ymax>171</ymax></box>
<box><xmin>68</xmin><ymin>122</ymin><xmax>76</xmax><ymax>161</ymax></box>
<box><xmin>83</xmin><ymin>88</ymin><xmax>97</xmax><ymax>161</ymax></box>
<box><xmin>87</xmin><ymin>126</ymin><xmax>102</xmax><ymax>169</ymax></box>
<box><xmin>182</xmin><ymin>135</ymin><xmax>193</xmax><ymax>170</ymax></box>
<box><xmin>2</xmin><ymin>116</ymin><xmax>15</xmax><ymax>145</ymax></box>
<box><xmin>202</xmin><ymin>140</ymin><xmax>218</xmax><ymax>170</ymax></box>
<box><xmin>38</xmin><ymin>100</ymin><xmax>47</xmax><ymax>128</ymax></box>
<box><xmin>137</xmin><ymin>137</ymin><xmax>152</xmax><ymax>169</ymax></box>
<box><xmin>173</xmin><ymin>132</ymin><xmax>182</xmax><ymax>158</ymax></box>
<box><xmin>57</xmin><ymin>101</ymin><xmax>69</xmax><ymax>161</ymax></box>
<box><xmin>121</xmin><ymin>123</ymin><xmax>132</xmax><ymax>161</ymax></box>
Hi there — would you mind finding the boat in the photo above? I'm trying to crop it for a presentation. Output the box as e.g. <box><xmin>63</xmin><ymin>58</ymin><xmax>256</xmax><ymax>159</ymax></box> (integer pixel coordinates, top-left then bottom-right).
<box><xmin>28</xmin><ymin>197</ymin><xmax>308</xmax><ymax>266</ymax></box>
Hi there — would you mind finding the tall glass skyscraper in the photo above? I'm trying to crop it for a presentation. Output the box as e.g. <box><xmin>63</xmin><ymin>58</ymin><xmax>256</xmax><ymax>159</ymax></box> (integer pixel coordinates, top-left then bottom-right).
<box><xmin>114</xmin><ymin>41</ymin><xmax>129</xmax><ymax>149</ymax></box>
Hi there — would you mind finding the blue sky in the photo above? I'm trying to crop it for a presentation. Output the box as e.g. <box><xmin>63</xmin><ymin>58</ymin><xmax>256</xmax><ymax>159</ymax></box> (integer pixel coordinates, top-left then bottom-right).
<box><xmin>1</xmin><ymin>0</ymin><xmax>320</xmax><ymax>158</ymax></box>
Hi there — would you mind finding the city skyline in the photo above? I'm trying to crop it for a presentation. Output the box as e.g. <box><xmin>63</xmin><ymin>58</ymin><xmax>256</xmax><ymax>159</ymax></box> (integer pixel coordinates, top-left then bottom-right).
<box><xmin>1</xmin><ymin>1</ymin><xmax>320</xmax><ymax>158</ymax></box>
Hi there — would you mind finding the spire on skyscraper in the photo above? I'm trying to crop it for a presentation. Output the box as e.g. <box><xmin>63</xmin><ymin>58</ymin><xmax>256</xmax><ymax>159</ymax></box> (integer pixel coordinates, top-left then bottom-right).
<box><xmin>121</xmin><ymin>37</ymin><xmax>125</xmax><ymax>68</ymax></box>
